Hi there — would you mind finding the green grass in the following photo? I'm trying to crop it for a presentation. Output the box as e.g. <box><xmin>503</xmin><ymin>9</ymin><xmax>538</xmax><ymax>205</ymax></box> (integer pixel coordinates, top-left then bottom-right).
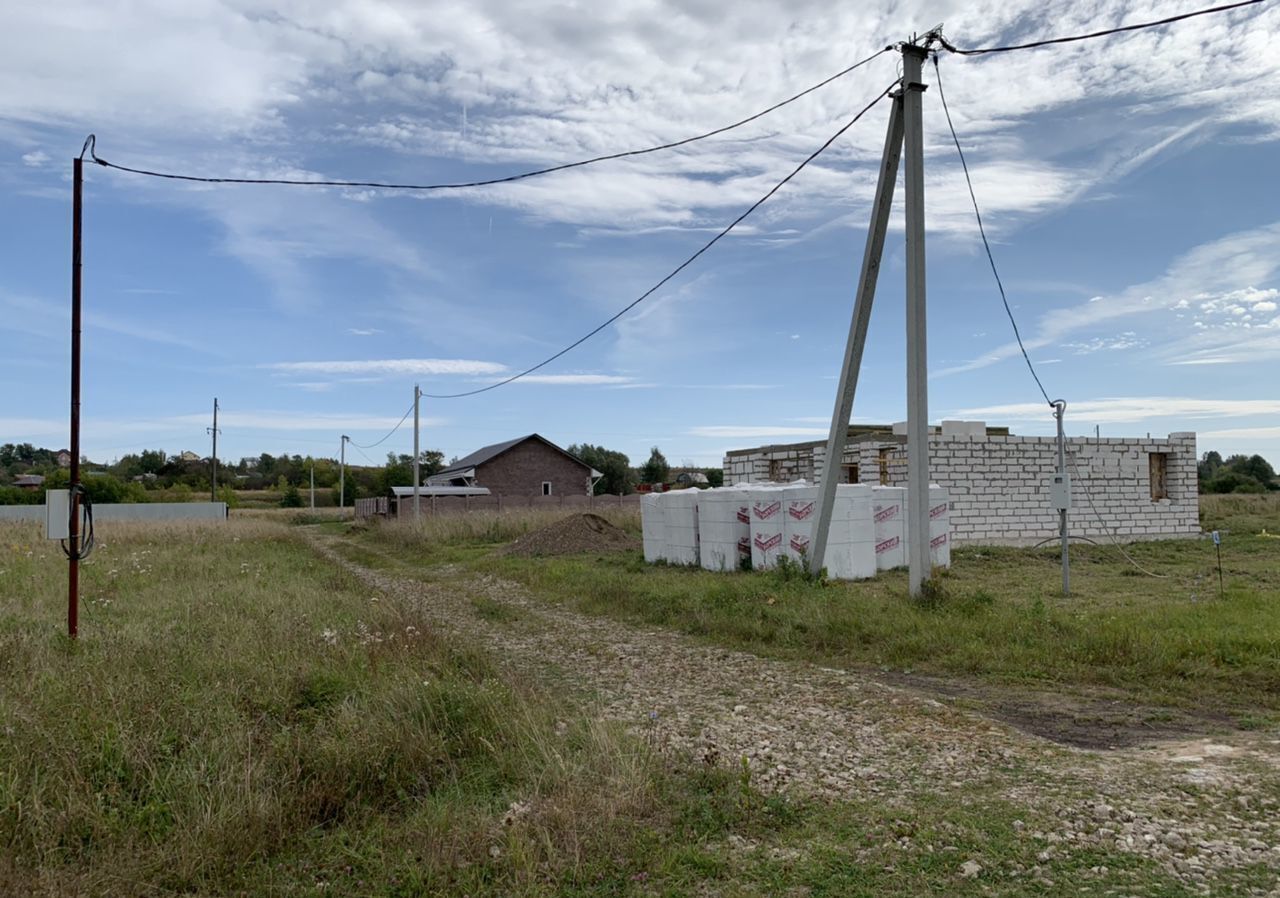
<box><xmin>0</xmin><ymin>519</ymin><xmax>750</xmax><ymax>895</ymax></box>
<box><xmin>1</xmin><ymin>514</ymin><xmax>1270</xmax><ymax>896</ymax></box>
<box><xmin>360</xmin><ymin>496</ymin><xmax>1280</xmax><ymax>721</ymax></box>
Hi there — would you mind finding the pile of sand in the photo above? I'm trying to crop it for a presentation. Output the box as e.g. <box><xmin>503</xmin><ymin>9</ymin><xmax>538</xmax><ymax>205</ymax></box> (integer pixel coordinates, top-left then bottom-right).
<box><xmin>501</xmin><ymin>513</ymin><xmax>640</xmax><ymax>557</ymax></box>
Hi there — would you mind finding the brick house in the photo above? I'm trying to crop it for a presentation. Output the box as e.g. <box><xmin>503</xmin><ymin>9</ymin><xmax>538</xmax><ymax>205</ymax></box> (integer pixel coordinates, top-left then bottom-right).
<box><xmin>427</xmin><ymin>434</ymin><xmax>599</xmax><ymax>497</ymax></box>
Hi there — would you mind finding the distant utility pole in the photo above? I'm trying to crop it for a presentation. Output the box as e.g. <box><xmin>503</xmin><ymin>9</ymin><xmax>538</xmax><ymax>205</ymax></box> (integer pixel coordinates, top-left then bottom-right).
<box><xmin>413</xmin><ymin>384</ymin><xmax>422</xmax><ymax>523</ymax></box>
<box><xmin>339</xmin><ymin>435</ymin><xmax>349</xmax><ymax>514</ymax></box>
<box><xmin>810</xmin><ymin>36</ymin><xmax>934</xmax><ymax>597</ymax></box>
<box><xmin>310</xmin><ymin>460</ymin><xmax>315</xmax><ymax>509</ymax></box>
<box><xmin>207</xmin><ymin>397</ymin><xmax>220</xmax><ymax>501</ymax></box>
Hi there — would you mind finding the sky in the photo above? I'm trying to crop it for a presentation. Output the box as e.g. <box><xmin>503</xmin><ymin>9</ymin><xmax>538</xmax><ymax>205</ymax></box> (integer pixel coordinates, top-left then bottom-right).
<box><xmin>2</xmin><ymin>0</ymin><xmax>1278</xmax><ymax>470</ymax></box>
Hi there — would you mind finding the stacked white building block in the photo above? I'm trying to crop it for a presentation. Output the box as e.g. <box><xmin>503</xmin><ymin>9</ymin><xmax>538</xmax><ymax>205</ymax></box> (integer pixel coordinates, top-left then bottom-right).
<box><xmin>662</xmin><ymin>488</ymin><xmax>701</xmax><ymax>566</ymax></box>
<box><xmin>872</xmin><ymin>486</ymin><xmax>906</xmax><ymax>570</ymax></box>
<box><xmin>697</xmin><ymin>486</ymin><xmax>751</xmax><ymax>572</ymax></box>
<box><xmin>641</xmin><ymin>492</ymin><xmax>666</xmax><ymax>563</ymax></box>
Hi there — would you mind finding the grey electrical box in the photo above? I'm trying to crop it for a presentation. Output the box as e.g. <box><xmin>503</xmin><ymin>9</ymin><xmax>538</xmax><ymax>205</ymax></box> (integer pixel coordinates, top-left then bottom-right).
<box><xmin>45</xmin><ymin>489</ymin><xmax>70</xmax><ymax>540</ymax></box>
<box><xmin>1048</xmin><ymin>473</ymin><xmax>1071</xmax><ymax>511</ymax></box>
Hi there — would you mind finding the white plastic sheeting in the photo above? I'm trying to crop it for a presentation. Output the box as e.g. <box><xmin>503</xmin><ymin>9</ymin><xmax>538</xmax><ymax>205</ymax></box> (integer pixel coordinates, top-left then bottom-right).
<box><xmin>872</xmin><ymin>486</ymin><xmax>906</xmax><ymax>570</ymax></box>
<box><xmin>638</xmin><ymin>481</ymin><xmax>936</xmax><ymax>579</ymax></box>
<box><xmin>697</xmin><ymin>486</ymin><xmax>750</xmax><ymax>572</ymax></box>
<box><xmin>748</xmin><ymin>484</ymin><xmax>788</xmax><ymax>570</ymax></box>
<box><xmin>641</xmin><ymin>492</ymin><xmax>665</xmax><ymax>563</ymax></box>
<box><xmin>899</xmin><ymin>485</ymin><xmax>952</xmax><ymax>570</ymax></box>
<box><xmin>662</xmin><ymin>488</ymin><xmax>700</xmax><ymax>566</ymax></box>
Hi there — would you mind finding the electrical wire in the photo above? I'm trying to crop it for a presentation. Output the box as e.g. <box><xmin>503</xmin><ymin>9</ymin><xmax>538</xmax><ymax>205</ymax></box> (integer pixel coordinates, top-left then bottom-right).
<box><xmin>347</xmin><ymin>403</ymin><xmax>415</xmax><ymax>449</ymax></box>
<box><xmin>939</xmin><ymin>0</ymin><xmax>1265</xmax><ymax>55</ymax></box>
<box><xmin>423</xmin><ymin>82</ymin><xmax>898</xmax><ymax>399</ymax></box>
<box><xmin>1069</xmin><ymin>455</ymin><xmax>1169</xmax><ymax>578</ymax></box>
<box><xmin>60</xmin><ymin>485</ymin><xmax>95</xmax><ymax>561</ymax></box>
<box><xmin>931</xmin><ymin>55</ymin><xmax>1053</xmax><ymax>407</ymax></box>
<box><xmin>82</xmin><ymin>48</ymin><xmax>891</xmax><ymax>191</ymax></box>
<box><xmin>347</xmin><ymin>442</ymin><xmax>380</xmax><ymax>466</ymax></box>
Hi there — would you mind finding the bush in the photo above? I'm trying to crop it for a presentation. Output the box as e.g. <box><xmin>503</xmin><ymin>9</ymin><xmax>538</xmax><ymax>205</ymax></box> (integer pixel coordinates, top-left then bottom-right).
<box><xmin>1206</xmin><ymin>471</ymin><xmax>1266</xmax><ymax>494</ymax></box>
<box><xmin>280</xmin><ymin>484</ymin><xmax>304</xmax><ymax>508</ymax></box>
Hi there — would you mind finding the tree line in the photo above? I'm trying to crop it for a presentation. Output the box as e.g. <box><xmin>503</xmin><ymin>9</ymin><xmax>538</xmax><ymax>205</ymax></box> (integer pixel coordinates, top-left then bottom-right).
<box><xmin>1198</xmin><ymin>451</ymin><xmax>1277</xmax><ymax>494</ymax></box>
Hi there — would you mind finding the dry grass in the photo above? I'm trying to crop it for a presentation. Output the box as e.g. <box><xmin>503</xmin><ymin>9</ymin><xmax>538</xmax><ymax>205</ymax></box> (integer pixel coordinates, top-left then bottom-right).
<box><xmin>373</xmin><ymin>506</ymin><xmax>641</xmax><ymax>548</ymax></box>
<box><xmin>0</xmin><ymin>517</ymin><xmax>726</xmax><ymax>896</ymax></box>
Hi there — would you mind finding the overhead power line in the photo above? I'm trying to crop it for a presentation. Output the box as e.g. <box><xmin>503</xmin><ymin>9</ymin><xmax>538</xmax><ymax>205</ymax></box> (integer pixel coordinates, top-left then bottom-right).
<box><xmin>83</xmin><ymin>48</ymin><xmax>891</xmax><ymax>191</ymax></box>
<box><xmin>931</xmin><ymin>56</ymin><xmax>1053</xmax><ymax>407</ymax></box>
<box><xmin>940</xmin><ymin>0</ymin><xmax>1265</xmax><ymax>55</ymax></box>
<box><xmin>422</xmin><ymin>81</ymin><xmax>898</xmax><ymax>400</ymax></box>
<box><xmin>348</xmin><ymin>403</ymin><xmax>414</xmax><ymax>448</ymax></box>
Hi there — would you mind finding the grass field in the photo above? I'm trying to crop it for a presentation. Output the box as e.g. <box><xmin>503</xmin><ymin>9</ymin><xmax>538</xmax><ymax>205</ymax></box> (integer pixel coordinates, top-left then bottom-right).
<box><xmin>0</xmin><ymin>519</ymin><xmax>785</xmax><ymax>896</ymax></box>
<box><xmin>2</xmin><ymin>507</ymin><xmax>1276</xmax><ymax>896</ymax></box>
<box><xmin>361</xmin><ymin>495</ymin><xmax>1280</xmax><ymax>726</ymax></box>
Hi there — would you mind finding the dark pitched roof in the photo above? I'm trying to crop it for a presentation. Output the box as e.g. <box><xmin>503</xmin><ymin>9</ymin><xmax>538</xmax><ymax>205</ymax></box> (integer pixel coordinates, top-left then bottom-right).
<box><xmin>433</xmin><ymin>433</ymin><xmax>591</xmax><ymax>478</ymax></box>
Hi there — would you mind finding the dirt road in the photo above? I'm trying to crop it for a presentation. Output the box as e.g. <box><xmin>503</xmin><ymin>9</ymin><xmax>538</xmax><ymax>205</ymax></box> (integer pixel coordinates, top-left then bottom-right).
<box><xmin>312</xmin><ymin>534</ymin><xmax>1280</xmax><ymax>890</ymax></box>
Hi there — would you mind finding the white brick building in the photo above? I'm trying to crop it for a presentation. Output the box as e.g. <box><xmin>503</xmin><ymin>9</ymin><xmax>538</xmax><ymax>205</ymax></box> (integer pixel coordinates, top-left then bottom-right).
<box><xmin>723</xmin><ymin>422</ymin><xmax>1198</xmax><ymax>546</ymax></box>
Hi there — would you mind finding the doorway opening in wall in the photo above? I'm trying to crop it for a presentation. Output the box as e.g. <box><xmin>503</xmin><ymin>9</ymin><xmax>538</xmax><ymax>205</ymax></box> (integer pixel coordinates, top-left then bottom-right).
<box><xmin>843</xmin><ymin>463</ymin><xmax>859</xmax><ymax>484</ymax></box>
<box><xmin>878</xmin><ymin>449</ymin><xmax>891</xmax><ymax>485</ymax></box>
<box><xmin>542</xmin><ymin>481</ymin><xmax>552</xmax><ymax>496</ymax></box>
<box><xmin>768</xmin><ymin>460</ymin><xmax>783</xmax><ymax>482</ymax></box>
<box><xmin>1149</xmin><ymin>453</ymin><xmax>1168</xmax><ymax>500</ymax></box>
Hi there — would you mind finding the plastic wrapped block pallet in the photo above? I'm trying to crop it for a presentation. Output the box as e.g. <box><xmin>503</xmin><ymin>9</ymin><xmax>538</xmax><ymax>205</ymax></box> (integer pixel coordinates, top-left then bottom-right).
<box><xmin>872</xmin><ymin>486</ymin><xmax>905</xmax><ymax>570</ymax></box>
<box><xmin>779</xmin><ymin>483</ymin><xmax>876</xmax><ymax>579</ymax></box>
<box><xmin>900</xmin><ymin>485</ymin><xmax>952</xmax><ymax>570</ymax></box>
<box><xmin>663</xmin><ymin>488</ymin><xmax>700</xmax><ymax>566</ymax></box>
<box><xmin>928</xmin><ymin>486</ymin><xmax>951</xmax><ymax>568</ymax></box>
<box><xmin>698</xmin><ymin>486</ymin><xmax>750</xmax><ymax>572</ymax></box>
<box><xmin>640</xmin><ymin>492</ymin><xmax>665</xmax><ymax>563</ymax></box>
<box><xmin>749</xmin><ymin>484</ymin><xmax>788</xmax><ymax>570</ymax></box>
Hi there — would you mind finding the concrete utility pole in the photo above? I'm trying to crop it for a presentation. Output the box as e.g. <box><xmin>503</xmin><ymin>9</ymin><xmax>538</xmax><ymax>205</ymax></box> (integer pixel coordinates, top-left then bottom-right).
<box><xmin>310</xmin><ymin>460</ymin><xmax>315</xmax><ymax>509</ymax></box>
<box><xmin>339</xmin><ymin>435</ymin><xmax>349</xmax><ymax>514</ymax></box>
<box><xmin>810</xmin><ymin>37</ymin><xmax>934</xmax><ymax>598</ymax></box>
<box><xmin>413</xmin><ymin>384</ymin><xmax>421</xmax><ymax>523</ymax></box>
<box><xmin>809</xmin><ymin>94</ymin><xmax>904</xmax><ymax>575</ymax></box>
<box><xmin>207</xmin><ymin>397</ymin><xmax>220</xmax><ymax>501</ymax></box>
<box><xmin>902</xmin><ymin>43</ymin><xmax>931</xmax><ymax>597</ymax></box>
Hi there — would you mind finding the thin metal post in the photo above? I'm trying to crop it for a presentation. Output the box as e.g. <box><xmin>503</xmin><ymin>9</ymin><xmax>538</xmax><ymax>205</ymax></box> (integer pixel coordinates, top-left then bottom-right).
<box><xmin>413</xmin><ymin>385</ymin><xmax>421</xmax><ymax>523</ymax></box>
<box><xmin>810</xmin><ymin>94</ymin><xmax>905</xmax><ymax>576</ymax></box>
<box><xmin>339</xmin><ymin>435</ymin><xmax>348</xmax><ymax>514</ymax></box>
<box><xmin>1055</xmin><ymin>400</ymin><xmax>1069</xmax><ymax>596</ymax></box>
<box><xmin>310</xmin><ymin>461</ymin><xmax>315</xmax><ymax>509</ymax></box>
<box><xmin>902</xmin><ymin>44</ymin><xmax>931</xmax><ymax>597</ymax></box>
<box><xmin>68</xmin><ymin>155</ymin><xmax>83</xmax><ymax>639</ymax></box>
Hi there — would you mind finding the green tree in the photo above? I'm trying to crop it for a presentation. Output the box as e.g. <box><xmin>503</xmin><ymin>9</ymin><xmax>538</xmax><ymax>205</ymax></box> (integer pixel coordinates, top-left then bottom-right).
<box><xmin>639</xmin><ymin>446</ymin><xmax>670</xmax><ymax>485</ymax></box>
<box><xmin>567</xmin><ymin>443</ymin><xmax>633</xmax><ymax>495</ymax></box>
<box><xmin>704</xmin><ymin>468</ymin><xmax>725</xmax><ymax>488</ymax></box>
<box><xmin>280</xmin><ymin>483</ymin><xmax>303</xmax><ymax>507</ymax></box>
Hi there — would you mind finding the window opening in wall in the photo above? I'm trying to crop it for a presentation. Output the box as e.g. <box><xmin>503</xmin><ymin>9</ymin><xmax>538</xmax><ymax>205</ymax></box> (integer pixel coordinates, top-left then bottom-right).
<box><xmin>1149</xmin><ymin>452</ymin><xmax>1168</xmax><ymax>500</ymax></box>
<box><xmin>842</xmin><ymin>463</ymin><xmax>859</xmax><ymax>484</ymax></box>
<box><xmin>878</xmin><ymin>448</ymin><xmax>891</xmax><ymax>485</ymax></box>
<box><xmin>768</xmin><ymin>459</ymin><xmax>782</xmax><ymax>482</ymax></box>
<box><xmin>542</xmin><ymin>481</ymin><xmax>552</xmax><ymax>496</ymax></box>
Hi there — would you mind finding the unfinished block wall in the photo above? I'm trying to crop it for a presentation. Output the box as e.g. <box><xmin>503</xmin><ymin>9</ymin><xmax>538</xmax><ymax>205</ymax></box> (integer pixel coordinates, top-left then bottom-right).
<box><xmin>725</xmin><ymin>431</ymin><xmax>1199</xmax><ymax>546</ymax></box>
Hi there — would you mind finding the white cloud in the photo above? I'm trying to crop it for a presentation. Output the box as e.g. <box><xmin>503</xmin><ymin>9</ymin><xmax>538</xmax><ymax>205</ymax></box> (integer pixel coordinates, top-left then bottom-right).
<box><xmin>20</xmin><ymin>150</ymin><xmax>48</xmax><ymax>167</ymax></box>
<box><xmin>347</xmin><ymin>327</ymin><xmax>383</xmax><ymax>336</ymax></box>
<box><xmin>266</xmin><ymin>358</ymin><xmax>506</xmax><ymax>376</ymax></box>
<box><xmin>499</xmin><ymin>373</ymin><xmax>634</xmax><ymax>385</ymax></box>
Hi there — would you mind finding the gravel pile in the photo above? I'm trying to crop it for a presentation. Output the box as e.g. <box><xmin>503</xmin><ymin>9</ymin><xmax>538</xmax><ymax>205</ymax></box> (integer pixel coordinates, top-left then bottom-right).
<box><xmin>501</xmin><ymin>513</ymin><xmax>639</xmax><ymax>557</ymax></box>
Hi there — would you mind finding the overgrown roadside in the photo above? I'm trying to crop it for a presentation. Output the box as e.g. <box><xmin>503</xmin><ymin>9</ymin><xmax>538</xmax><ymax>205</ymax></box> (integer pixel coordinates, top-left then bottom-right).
<box><xmin>317</xmin><ymin>527</ymin><xmax>1280</xmax><ymax>895</ymax></box>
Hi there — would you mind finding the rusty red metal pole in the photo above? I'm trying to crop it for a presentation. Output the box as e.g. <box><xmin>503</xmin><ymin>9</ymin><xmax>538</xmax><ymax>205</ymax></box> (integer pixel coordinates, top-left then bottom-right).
<box><xmin>68</xmin><ymin>155</ymin><xmax>83</xmax><ymax>639</ymax></box>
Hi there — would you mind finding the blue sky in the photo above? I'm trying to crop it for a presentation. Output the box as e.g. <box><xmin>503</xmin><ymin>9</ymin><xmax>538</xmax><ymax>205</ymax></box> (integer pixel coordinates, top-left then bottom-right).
<box><xmin>2</xmin><ymin>0</ymin><xmax>1278</xmax><ymax>469</ymax></box>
